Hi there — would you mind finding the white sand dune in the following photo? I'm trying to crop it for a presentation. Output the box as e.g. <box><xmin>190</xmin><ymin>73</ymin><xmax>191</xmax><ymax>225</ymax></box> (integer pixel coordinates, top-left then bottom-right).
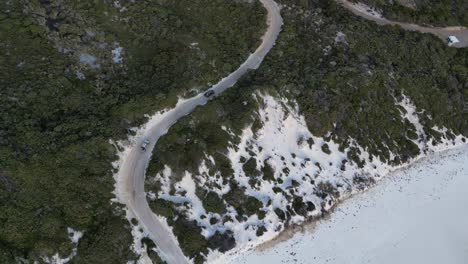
<box><xmin>228</xmin><ymin>145</ymin><xmax>468</xmax><ymax>264</ymax></box>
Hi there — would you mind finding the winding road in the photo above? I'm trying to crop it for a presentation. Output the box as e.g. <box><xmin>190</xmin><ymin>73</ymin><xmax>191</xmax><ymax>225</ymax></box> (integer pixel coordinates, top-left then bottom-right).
<box><xmin>116</xmin><ymin>1</ymin><xmax>283</xmax><ymax>263</ymax></box>
<box><xmin>339</xmin><ymin>0</ymin><xmax>468</xmax><ymax>48</ymax></box>
<box><xmin>116</xmin><ymin>1</ymin><xmax>466</xmax><ymax>263</ymax></box>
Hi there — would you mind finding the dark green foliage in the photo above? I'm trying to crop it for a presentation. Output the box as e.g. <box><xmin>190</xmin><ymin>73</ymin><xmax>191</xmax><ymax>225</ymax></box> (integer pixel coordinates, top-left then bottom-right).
<box><xmin>347</xmin><ymin>147</ymin><xmax>365</xmax><ymax>168</ymax></box>
<box><xmin>132</xmin><ymin>0</ymin><xmax>468</xmax><ymax>260</ymax></box>
<box><xmin>172</xmin><ymin>218</ymin><xmax>207</xmax><ymax>261</ymax></box>
<box><xmin>147</xmin><ymin>84</ymin><xmax>262</xmax><ymax>177</ymax></box>
<box><xmin>244</xmin><ymin>197</ymin><xmax>264</xmax><ymax>216</ymax></box>
<box><xmin>258</xmin><ymin>210</ymin><xmax>267</xmax><ymax>220</ymax></box>
<box><xmin>315</xmin><ymin>181</ymin><xmax>340</xmax><ymax>200</ymax></box>
<box><xmin>292</xmin><ymin>196</ymin><xmax>307</xmax><ymax>216</ymax></box>
<box><xmin>224</xmin><ymin>185</ymin><xmax>249</xmax><ymax>216</ymax></box>
<box><xmin>261</xmin><ymin>162</ymin><xmax>276</xmax><ymax>181</ymax></box>
<box><xmin>74</xmin><ymin>215</ymin><xmax>137</xmax><ymax>263</ymax></box>
<box><xmin>256</xmin><ymin>226</ymin><xmax>267</xmax><ymax>237</ymax></box>
<box><xmin>274</xmin><ymin>208</ymin><xmax>286</xmax><ymax>221</ymax></box>
<box><xmin>215</xmin><ymin>153</ymin><xmax>236</xmax><ymax>179</ymax></box>
<box><xmin>224</xmin><ymin>184</ymin><xmax>263</xmax><ymax>217</ymax></box>
<box><xmin>321</xmin><ymin>143</ymin><xmax>331</xmax><ymax>154</ymax></box>
<box><xmin>243</xmin><ymin>158</ymin><xmax>260</xmax><ymax>177</ymax></box>
<box><xmin>361</xmin><ymin>0</ymin><xmax>468</xmax><ymax>26</ymax></box>
<box><xmin>202</xmin><ymin>192</ymin><xmax>226</xmax><ymax>214</ymax></box>
<box><xmin>141</xmin><ymin>237</ymin><xmax>166</xmax><ymax>264</ymax></box>
<box><xmin>0</xmin><ymin>0</ymin><xmax>265</xmax><ymax>261</ymax></box>
<box><xmin>273</xmin><ymin>187</ymin><xmax>283</xmax><ymax>194</ymax></box>
<box><xmin>8</xmin><ymin>0</ymin><xmax>467</xmax><ymax>261</ymax></box>
<box><xmin>207</xmin><ymin>230</ymin><xmax>236</xmax><ymax>253</ymax></box>
<box><xmin>149</xmin><ymin>199</ymin><xmax>177</xmax><ymax>218</ymax></box>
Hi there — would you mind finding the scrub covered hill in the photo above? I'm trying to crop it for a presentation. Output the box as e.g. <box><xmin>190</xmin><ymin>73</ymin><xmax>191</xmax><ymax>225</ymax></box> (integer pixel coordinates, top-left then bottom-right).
<box><xmin>359</xmin><ymin>0</ymin><xmax>468</xmax><ymax>26</ymax></box>
<box><xmin>0</xmin><ymin>0</ymin><xmax>265</xmax><ymax>262</ymax></box>
<box><xmin>145</xmin><ymin>0</ymin><xmax>468</xmax><ymax>262</ymax></box>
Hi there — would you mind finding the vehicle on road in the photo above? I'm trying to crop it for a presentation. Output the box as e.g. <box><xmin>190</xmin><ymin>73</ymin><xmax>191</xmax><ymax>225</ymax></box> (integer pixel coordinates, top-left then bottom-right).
<box><xmin>140</xmin><ymin>139</ymin><xmax>150</xmax><ymax>151</ymax></box>
<box><xmin>204</xmin><ymin>90</ymin><xmax>215</xmax><ymax>98</ymax></box>
<box><xmin>448</xmin><ymin>36</ymin><xmax>460</xmax><ymax>45</ymax></box>
<box><xmin>116</xmin><ymin>0</ymin><xmax>283</xmax><ymax>261</ymax></box>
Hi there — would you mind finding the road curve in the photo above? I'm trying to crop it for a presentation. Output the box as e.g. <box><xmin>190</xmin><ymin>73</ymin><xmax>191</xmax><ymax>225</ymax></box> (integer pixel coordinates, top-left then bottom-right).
<box><xmin>116</xmin><ymin>1</ymin><xmax>283</xmax><ymax>263</ymax></box>
<box><xmin>339</xmin><ymin>0</ymin><xmax>468</xmax><ymax>48</ymax></box>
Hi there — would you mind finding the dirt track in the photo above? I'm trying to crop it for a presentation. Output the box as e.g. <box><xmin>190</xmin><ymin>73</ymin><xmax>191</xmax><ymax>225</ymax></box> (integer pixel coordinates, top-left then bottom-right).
<box><xmin>340</xmin><ymin>0</ymin><xmax>468</xmax><ymax>48</ymax></box>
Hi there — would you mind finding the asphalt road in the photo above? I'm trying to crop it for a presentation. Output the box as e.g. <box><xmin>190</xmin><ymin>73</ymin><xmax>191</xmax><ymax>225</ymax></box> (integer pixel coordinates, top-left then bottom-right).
<box><xmin>340</xmin><ymin>0</ymin><xmax>468</xmax><ymax>48</ymax></box>
<box><xmin>116</xmin><ymin>1</ymin><xmax>283</xmax><ymax>263</ymax></box>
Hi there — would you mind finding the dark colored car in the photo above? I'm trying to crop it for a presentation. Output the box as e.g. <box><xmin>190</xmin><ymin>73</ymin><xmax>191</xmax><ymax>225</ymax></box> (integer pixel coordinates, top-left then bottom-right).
<box><xmin>204</xmin><ymin>90</ymin><xmax>215</xmax><ymax>98</ymax></box>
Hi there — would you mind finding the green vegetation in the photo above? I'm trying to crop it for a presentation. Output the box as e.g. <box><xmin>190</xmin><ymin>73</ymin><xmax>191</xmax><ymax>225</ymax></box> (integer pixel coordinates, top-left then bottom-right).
<box><xmin>261</xmin><ymin>162</ymin><xmax>276</xmax><ymax>181</ymax></box>
<box><xmin>2</xmin><ymin>0</ymin><xmax>467</xmax><ymax>261</ymax></box>
<box><xmin>360</xmin><ymin>0</ymin><xmax>468</xmax><ymax>26</ymax></box>
<box><xmin>146</xmin><ymin>0</ymin><xmax>468</xmax><ymax>259</ymax></box>
<box><xmin>0</xmin><ymin>0</ymin><xmax>265</xmax><ymax>262</ymax></box>
<box><xmin>202</xmin><ymin>191</ymin><xmax>226</xmax><ymax>214</ymax></box>
<box><xmin>225</xmin><ymin>185</ymin><xmax>263</xmax><ymax>217</ymax></box>
<box><xmin>243</xmin><ymin>158</ymin><xmax>260</xmax><ymax>177</ymax></box>
<box><xmin>172</xmin><ymin>218</ymin><xmax>207</xmax><ymax>263</ymax></box>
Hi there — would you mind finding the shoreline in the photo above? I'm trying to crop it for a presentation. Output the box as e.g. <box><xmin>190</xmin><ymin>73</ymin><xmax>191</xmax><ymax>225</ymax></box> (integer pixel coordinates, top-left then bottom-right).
<box><xmin>256</xmin><ymin>143</ymin><xmax>468</xmax><ymax>251</ymax></box>
<box><xmin>212</xmin><ymin>142</ymin><xmax>467</xmax><ymax>263</ymax></box>
<box><xmin>223</xmin><ymin>144</ymin><xmax>468</xmax><ymax>263</ymax></box>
